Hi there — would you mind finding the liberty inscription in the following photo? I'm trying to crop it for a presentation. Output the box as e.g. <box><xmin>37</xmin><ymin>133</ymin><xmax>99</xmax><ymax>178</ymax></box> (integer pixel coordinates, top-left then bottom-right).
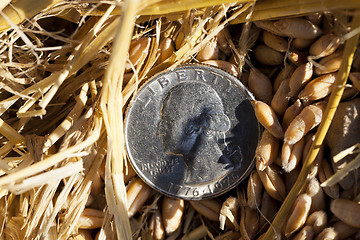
<box><xmin>125</xmin><ymin>64</ymin><xmax>261</xmax><ymax>200</ymax></box>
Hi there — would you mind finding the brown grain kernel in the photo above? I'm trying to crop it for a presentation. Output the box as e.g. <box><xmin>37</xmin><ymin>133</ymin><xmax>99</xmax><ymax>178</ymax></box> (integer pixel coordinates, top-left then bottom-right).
<box><xmin>127</xmin><ymin>178</ymin><xmax>152</xmax><ymax>218</ymax></box>
<box><xmin>274</xmin><ymin>18</ymin><xmax>322</xmax><ymax>39</ymax></box>
<box><xmin>289</xmin><ymin>62</ymin><xmax>313</xmax><ymax>97</ymax></box>
<box><xmin>298</xmin><ymin>73</ymin><xmax>336</xmax><ymax>101</ymax></box>
<box><xmin>248</xmin><ymin>68</ymin><xmax>274</xmax><ymax>105</ymax></box>
<box><xmin>306</xmin><ymin>178</ymin><xmax>325</xmax><ymax>213</ymax></box>
<box><xmin>247</xmin><ymin>171</ymin><xmax>263</xmax><ymax>209</ymax></box>
<box><xmin>259</xmin><ymin>191</ymin><xmax>278</xmax><ymax>234</ymax></box>
<box><xmin>254</xmin><ymin>44</ymin><xmax>284</xmax><ymax>66</ymax></box>
<box><xmin>314</xmin><ymin>228</ymin><xmax>337</xmax><ymax>240</ymax></box>
<box><xmin>244</xmin><ymin>207</ymin><xmax>259</xmax><ymax>239</ymax></box>
<box><xmin>349</xmin><ymin>72</ymin><xmax>360</xmax><ymax>91</ymax></box>
<box><xmin>125</xmin><ymin>37</ymin><xmax>151</xmax><ymax>72</ymax></box>
<box><xmin>309</xmin><ymin>33</ymin><xmax>341</xmax><ymax>58</ymax></box>
<box><xmin>253</xmin><ymin>100</ymin><xmax>284</xmax><ymax>139</ymax></box>
<box><xmin>332</xmin><ymin>221</ymin><xmax>359</xmax><ymax>240</ymax></box>
<box><xmin>315</xmin><ymin>50</ymin><xmax>343</xmax><ymax>75</ymax></box>
<box><xmin>162</xmin><ymin>197</ymin><xmax>184</xmax><ymax>235</ymax></box>
<box><xmin>306</xmin><ymin>13</ymin><xmax>323</xmax><ymax>25</ymax></box>
<box><xmin>77</xmin><ymin>230</ymin><xmax>93</xmax><ymax>240</ymax></box>
<box><xmin>263</xmin><ymin>31</ymin><xmax>288</xmax><ymax>52</ymax></box>
<box><xmin>149</xmin><ymin>209</ymin><xmax>165</xmax><ymax>240</ymax></box>
<box><xmin>282</xmin><ymin>99</ymin><xmax>304</xmax><ymax>130</ymax></box>
<box><xmin>330</xmin><ymin>199</ymin><xmax>360</xmax><ymax>228</ymax></box>
<box><xmin>284</xmin><ymin>101</ymin><xmax>326</xmax><ymax>145</ymax></box>
<box><xmin>216</xmin><ymin>28</ymin><xmax>232</xmax><ymax>55</ymax></box>
<box><xmin>293</xmin><ymin>226</ymin><xmax>315</xmax><ymax>240</ymax></box>
<box><xmin>254</xmin><ymin>21</ymin><xmax>287</xmax><ymax>37</ymax></box>
<box><xmin>306</xmin><ymin>211</ymin><xmax>327</xmax><ymax>234</ymax></box>
<box><xmin>202</xmin><ymin>60</ymin><xmax>238</xmax><ymax>77</ymax></box>
<box><xmin>196</xmin><ymin>37</ymin><xmax>219</xmax><ymax>61</ymax></box>
<box><xmin>158</xmin><ymin>37</ymin><xmax>174</xmax><ymax>63</ymax></box>
<box><xmin>318</xmin><ymin>160</ymin><xmax>339</xmax><ymax>199</ymax></box>
<box><xmin>190</xmin><ymin>199</ymin><xmax>221</xmax><ymax>222</ymax></box>
<box><xmin>291</xmin><ymin>38</ymin><xmax>314</xmax><ymax>49</ymax></box>
<box><xmin>77</xmin><ymin>208</ymin><xmax>105</xmax><ymax>229</ymax></box>
<box><xmin>255</xmin><ymin>130</ymin><xmax>280</xmax><ymax>171</ymax></box>
<box><xmin>273</xmin><ymin>64</ymin><xmax>296</xmax><ymax>91</ymax></box>
<box><xmin>271</xmin><ymin>78</ymin><xmax>290</xmax><ymax>117</ymax></box>
<box><xmin>282</xmin><ymin>137</ymin><xmax>305</xmax><ymax>172</ymax></box>
<box><xmin>214</xmin><ymin>231</ymin><xmax>241</xmax><ymax>240</ymax></box>
<box><xmin>284</xmin><ymin>193</ymin><xmax>312</xmax><ymax>237</ymax></box>
<box><xmin>285</xmin><ymin>167</ymin><xmax>301</xmax><ymax>195</ymax></box>
<box><xmin>256</xmin><ymin>164</ymin><xmax>286</xmax><ymax>201</ymax></box>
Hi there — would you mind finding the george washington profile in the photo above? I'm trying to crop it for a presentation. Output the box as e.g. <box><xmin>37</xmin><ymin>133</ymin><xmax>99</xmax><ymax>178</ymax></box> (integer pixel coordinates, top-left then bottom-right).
<box><xmin>156</xmin><ymin>81</ymin><xmax>234</xmax><ymax>184</ymax></box>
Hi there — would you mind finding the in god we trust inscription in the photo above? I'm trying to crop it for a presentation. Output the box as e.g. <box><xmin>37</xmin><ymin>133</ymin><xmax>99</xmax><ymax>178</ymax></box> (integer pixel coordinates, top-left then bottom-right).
<box><xmin>125</xmin><ymin>64</ymin><xmax>261</xmax><ymax>200</ymax></box>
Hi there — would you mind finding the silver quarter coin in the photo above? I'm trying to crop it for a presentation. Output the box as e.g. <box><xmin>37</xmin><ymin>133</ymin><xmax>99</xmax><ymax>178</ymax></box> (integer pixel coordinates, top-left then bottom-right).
<box><xmin>125</xmin><ymin>64</ymin><xmax>261</xmax><ymax>200</ymax></box>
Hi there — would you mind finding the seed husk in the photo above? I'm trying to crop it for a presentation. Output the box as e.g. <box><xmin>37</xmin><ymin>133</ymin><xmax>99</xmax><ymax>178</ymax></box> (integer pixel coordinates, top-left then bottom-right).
<box><xmin>220</xmin><ymin>196</ymin><xmax>239</xmax><ymax>230</ymax></box>
<box><xmin>274</xmin><ymin>18</ymin><xmax>322</xmax><ymax>39</ymax></box>
<box><xmin>190</xmin><ymin>199</ymin><xmax>221</xmax><ymax>222</ymax></box>
<box><xmin>254</xmin><ymin>44</ymin><xmax>285</xmax><ymax>66</ymax></box>
<box><xmin>255</xmin><ymin>130</ymin><xmax>280</xmax><ymax>171</ymax></box>
<box><xmin>289</xmin><ymin>62</ymin><xmax>313</xmax><ymax>97</ymax></box>
<box><xmin>247</xmin><ymin>171</ymin><xmax>263</xmax><ymax>209</ymax></box>
<box><xmin>293</xmin><ymin>226</ymin><xmax>314</xmax><ymax>240</ymax></box>
<box><xmin>306</xmin><ymin>210</ymin><xmax>327</xmax><ymax>234</ymax></box>
<box><xmin>309</xmin><ymin>33</ymin><xmax>341</xmax><ymax>58</ymax></box>
<box><xmin>127</xmin><ymin>178</ymin><xmax>152</xmax><ymax>218</ymax></box>
<box><xmin>284</xmin><ymin>193</ymin><xmax>312</xmax><ymax>237</ymax></box>
<box><xmin>330</xmin><ymin>198</ymin><xmax>360</xmax><ymax>228</ymax></box>
<box><xmin>253</xmin><ymin>100</ymin><xmax>284</xmax><ymax>139</ymax></box>
<box><xmin>298</xmin><ymin>73</ymin><xmax>336</xmax><ymax>101</ymax></box>
<box><xmin>254</xmin><ymin>21</ymin><xmax>287</xmax><ymax>37</ymax></box>
<box><xmin>149</xmin><ymin>209</ymin><xmax>165</xmax><ymax>240</ymax></box>
<box><xmin>263</xmin><ymin>30</ymin><xmax>288</xmax><ymax>52</ymax></box>
<box><xmin>284</xmin><ymin>101</ymin><xmax>326</xmax><ymax>145</ymax></box>
<box><xmin>248</xmin><ymin>68</ymin><xmax>274</xmax><ymax>105</ymax></box>
<box><xmin>162</xmin><ymin>197</ymin><xmax>184</xmax><ymax>235</ymax></box>
<box><xmin>318</xmin><ymin>160</ymin><xmax>340</xmax><ymax>199</ymax></box>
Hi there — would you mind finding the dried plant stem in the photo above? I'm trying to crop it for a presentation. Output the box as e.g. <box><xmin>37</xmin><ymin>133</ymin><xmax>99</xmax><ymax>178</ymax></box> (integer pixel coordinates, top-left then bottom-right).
<box><xmin>231</xmin><ymin>0</ymin><xmax>360</xmax><ymax>24</ymax></box>
<box><xmin>0</xmin><ymin>0</ymin><xmax>63</xmax><ymax>32</ymax></box>
<box><xmin>263</xmin><ymin>13</ymin><xmax>360</xmax><ymax>240</ymax></box>
<box><xmin>0</xmin><ymin>118</ymin><xmax>24</xmax><ymax>144</ymax></box>
<box><xmin>100</xmin><ymin>0</ymin><xmax>147</xmax><ymax>239</ymax></box>
<box><xmin>140</xmin><ymin>0</ymin><xmax>252</xmax><ymax>15</ymax></box>
<box><xmin>0</xmin><ymin>115</ymin><xmax>101</xmax><ymax>187</ymax></box>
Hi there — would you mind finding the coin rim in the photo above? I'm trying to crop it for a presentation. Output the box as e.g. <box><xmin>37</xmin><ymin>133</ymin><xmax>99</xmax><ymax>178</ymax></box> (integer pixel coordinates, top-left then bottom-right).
<box><xmin>124</xmin><ymin>63</ymin><xmax>261</xmax><ymax>200</ymax></box>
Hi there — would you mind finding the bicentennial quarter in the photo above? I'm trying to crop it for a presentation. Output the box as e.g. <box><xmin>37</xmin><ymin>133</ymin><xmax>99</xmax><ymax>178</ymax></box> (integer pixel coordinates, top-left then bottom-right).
<box><xmin>125</xmin><ymin>64</ymin><xmax>261</xmax><ymax>200</ymax></box>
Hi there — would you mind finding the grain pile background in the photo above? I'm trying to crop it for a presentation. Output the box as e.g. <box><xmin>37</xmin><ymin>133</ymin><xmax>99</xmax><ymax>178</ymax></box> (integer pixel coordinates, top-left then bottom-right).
<box><xmin>0</xmin><ymin>0</ymin><xmax>360</xmax><ymax>239</ymax></box>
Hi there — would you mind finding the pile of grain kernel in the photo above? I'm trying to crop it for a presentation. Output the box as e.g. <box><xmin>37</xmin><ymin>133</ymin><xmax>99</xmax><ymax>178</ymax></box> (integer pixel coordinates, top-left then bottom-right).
<box><xmin>0</xmin><ymin>1</ymin><xmax>360</xmax><ymax>240</ymax></box>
